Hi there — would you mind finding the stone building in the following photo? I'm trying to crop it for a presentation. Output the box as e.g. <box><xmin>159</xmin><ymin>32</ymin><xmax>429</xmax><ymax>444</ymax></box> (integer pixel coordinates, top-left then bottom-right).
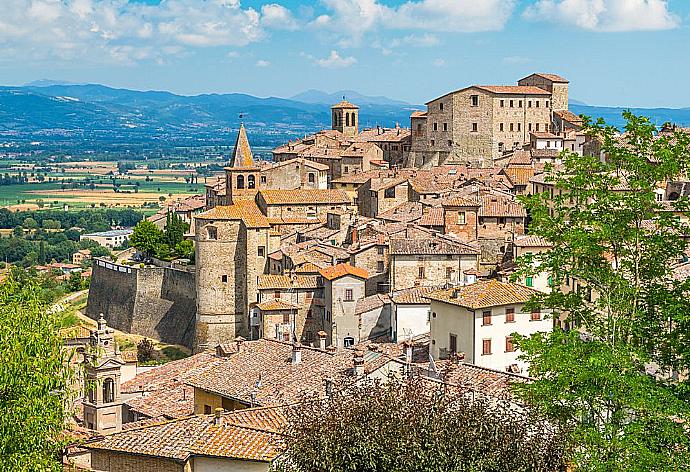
<box><xmin>408</xmin><ymin>73</ymin><xmax>569</xmax><ymax>168</ymax></box>
<box><xmin>357</xmin><ymin>176</ymin><xmax>410</xmax><ymax>218</ymax></box>
<box><xmin>332</xmin><ymin>99</ymin><xmax>359</xmax><ymax>137</ymax></box>
<box><xmin>260</xmin><ymin>158</ymin><xmax>329</xmax><ymax>190</ymax></box>
<box><xmin>320</xmin><ymin>263</ymin><xmax>369</xmax><ymax>348</ymax></box>
<box><xmin>256</xmin><ymin>189</ymin><xmax>352</xmax><ymax>221</ymax></box>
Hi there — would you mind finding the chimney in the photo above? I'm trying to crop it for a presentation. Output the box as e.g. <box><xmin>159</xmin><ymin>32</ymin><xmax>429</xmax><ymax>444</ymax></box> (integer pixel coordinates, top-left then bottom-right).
<box><xmin>403</xmin><ymin>340</ymin><xmax>414</xmax><ymax>364</ymax></box>
<box><xmin>317</xmin><ymin>331</ymin><xmax>327</xmax><ymax>350</ymax></box>
<box><xmin>324</xmin><ymin>376</ymin><xmax>334</xmax><ymax>397</ymax></box>
<box><xmin>292</xmin><ymin>342</ymin><xmax>302</xmax><ymax>364</ymax></box>
<box><xmin>235</xmin><ymin>336</ymin><xmax>246</xmax><ymax>353</ymax></box>
<box><xmin>353</xmin><ymin>350</ymin><xmax>365</xmax><ymax>376</ymax></box>
<box><xmin>213</xmin><ymin>408</ymin><xmax>223</xmax><ymax>426</ymax></box>
<box><xmin>326</xmin><ymin>345</ymin><xmax>337</xmax><ymax>354</ymax></box>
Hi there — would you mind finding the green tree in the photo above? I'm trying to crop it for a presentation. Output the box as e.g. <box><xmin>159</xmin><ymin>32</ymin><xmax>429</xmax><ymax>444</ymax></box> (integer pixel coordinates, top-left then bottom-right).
<box><xmin>514</xmin><ymin>112</ymin><xmax>690</xmax><ymax>470</ymax></box>
<box><xmin>129</xmin><ymin>220</ymin><xmax>163</xmax><ymax>257</ymax></box>
<box><xmin>174</xmin><ymin>239</ymin><xmax>194</xmax><ymax>260</ymax></box>
<box><xmin>0</xmin><ymin>268</ymin><xmax>74</xmax><ymax>470</ymax></box>
<box><xmin>164</xmin><ymin>211</ymin><xmax>189</xmax><ymax>249</ymax></box>
<box><xmin>280</xmin><ymin>377</ymin><xmax>567</xmax><ymax>472</ymax></box>
<box><xmin>22</xmin><ymin>217</ymin><xmax>38</xmax><ymax>230</ymax></box>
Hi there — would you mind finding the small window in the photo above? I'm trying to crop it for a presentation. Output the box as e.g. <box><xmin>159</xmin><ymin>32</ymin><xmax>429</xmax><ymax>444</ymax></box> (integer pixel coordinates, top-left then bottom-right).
<box><xmin>283</xmin><ymin>312</ymin><xmax>290</xmax><ymax>323</ymax></box>
<box><xmin>446</xmin><ymin>267</ymin><xmax>454</xmax><ymax>280</ymax></box>
<box><xmin>344</xmin><ymin>289</ymin><xmax>353</xmax><ymax>301</ymax></box>
<box><xmin>204</xmin><ymin>405</ymin><xmax>212</xmax><ymax>414</ymax></box>
<box><xmin>258</xmin><ymin>246</ymin><xmax>265</xmax><ymax>257</ymax></box>
<box><xmin>206</xmin><ymin>226</ymin><xmax>217</xmax><ymax>240</ymax></box>
<box><xmin>237</xmin><ymin>175</ymin><xmax>245</xmax><ymax>189</ymax></box>
<box><xmin>505</xmin><ymin>307</ymin><xmax>515</xmax><ymax>323</ymax></box>
<box><xmin>103</xmin><ymin>378</ymin><xmax>115</xmax><ymax>403</ymax></box>
<box><xmin>439</xmin><ymin>102</ymin><xmax>444</xmax><ymax>111</ymax></box>
<box><xmin>247</xmin><ymin>175</ymin><xmax>256</xmax><ymax>189</ymax></box>
<box><xmin>500</xmin><ymin>100</ymin><xmax>504</xmax><ymax>107</ymax></box>
<box><xmin>536</xmin><ymin>100</ymin><xmax>540</xmax><ymax>108</ymax></box>
<box><xmin>525</xmin><ymin>276</ymin><xmax>533</xmax><ymax>287</ymax></box>
<box><xmin>531</xmin><ymin>310</ymin><xmax>541</xmax><ymax>321</ymax></box>
<box><xmin>482</xmin><ymin>339</ymin><xmax>492</xmax><ymax>355</ymax></box>
<box><xmin>447</xmin><ymin>140</ymin><xmax>452</xmax><ymax>147</ymax></box>
<box><xmin>546</xmin><ymin>100</ymin><xmax>549</xmax><ymax>107</ymax></box>
<box><xmin>482</xmin><ymin>310</ymin><xmax>492</xmax><ymax>326</ymax></box>
<box><xmin>517</xmin><ymin>123</ymin><xmax>521</xmax><ymax>132</ymax></box>
<box><xmin>457</xmin><ymin>211</ymin><xmax>466</xmax><ymax>225</ymax></box>
<box><xmin>470</xmin><ymin>95</ymin><xmax>479</xmax><ymax>107</ymax></box>
<box><xmin>449</xmin><ymin>334</ymin><xmax>457</xmax><ymax>353</ymax></box>
<box><xmin>308</xmin><ymin>173</ymin><xmax>315</xmax><ymax>183</ymax></box>
<box><xmin>518</xmin><ymin>100</ymin><xmax>522</xmax><ymax>108</ymax></box>
<box><xmin>505</xmin><ymin>336</ymin><xmax>514</xmax><ymax>352</ymax></box>
<box><xmin>510</xmin><ymin>123</ymin><xmax>514</xmax><ymax>132</ymax></box>
<box><xmin>377</xmin><ymin>246</ymin><xmax>384</xmax><ymax>255</ymax></box>
<box><xmin>274</xmin><ymin>290</ymin><xmax>281</xmax><ymax>299</ymax></box>
<box><xmin>430</xmin><ymin>140</ymin><xmax>435</xmax><ymax>146</ymax></box>
<box><xmin>344</xmin><ymin>337</ymin><xmax>355</xmax><ymax>348</ymax></box>
<box><xmin>472</xmin><ymin>123</ymin><xmax>478</xmax><ymax>132</ymax></box>
<box><xmin>509</xmin><ymin>100</ymin><xmax>514</xmax><ymax>108</ymax></box>
<box><xmin>499</xmin><ymin>123</ymin><xmax>504</xmax><ymax>132</ymax></box>
<box><xmin>384</xmin><ymin>187</ymin><xmax>395</xmax><ymax>198</ymax></box>
<box><xmin>498</xmin><ymin>142</ymin><xmax>504</xmax><ymax>152</ymax></box>
<box><xmin>443</xmin><ymin>122</ymin><xmax>448</xmax><ymax>131</ymax></box>
<box><xmin>377</xmin><ymin>261</ymin><xmax>384</xmax><ymax>273</ymax></box>
<box><xmin>535</xmin><ymin>123</ymin><xmax>540</xmax><ymax>132</ymax></box>
<box><xmin>260</xmin><ymin>175</ymin><xmax>267</xmax><ymax>184</ymax></box>
<box><xmin>433</xmin><ymin>122</ymin><xmax>438</xmax><ymax>131</ymax></box>
<box><xmin>528</xmin><ymin>100</ymin><xmax>532</xmax><ymax>108</ymax></box>
<box><xmin>418</xmin><ymin>267</ymin><xmax>425</xmax><ymax>279</ymax></box>
<box><xmin>221</xmin><ymin>275</ymin><xmax>228</xmax><ymax>283</ymax></box>
<box><xmin>528</xmin><ymin>123</ymin><xmax>532</xmax><ymax>131</ymax></box>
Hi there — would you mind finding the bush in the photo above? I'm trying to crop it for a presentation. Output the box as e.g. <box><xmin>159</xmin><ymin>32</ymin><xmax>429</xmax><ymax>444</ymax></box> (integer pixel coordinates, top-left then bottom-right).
<box><xmin>136</xmin><ymin>338</ymin><xmax>155</xmax><ymax>363</ymax></box>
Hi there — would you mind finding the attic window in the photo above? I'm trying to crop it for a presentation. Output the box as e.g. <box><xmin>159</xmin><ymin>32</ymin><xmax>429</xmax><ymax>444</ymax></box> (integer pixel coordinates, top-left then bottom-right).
<box><xmin>206</xmin><ymin>226</ymin><xmax>218</xmax><ymax>240</ymax></box>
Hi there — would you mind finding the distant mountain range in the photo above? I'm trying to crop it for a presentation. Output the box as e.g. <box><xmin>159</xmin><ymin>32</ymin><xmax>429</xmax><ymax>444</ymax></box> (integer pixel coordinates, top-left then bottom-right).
<box><xmin>1</xmin><ymin>82</ymin><xmax>690</xmax><ymax>153</ymax></box>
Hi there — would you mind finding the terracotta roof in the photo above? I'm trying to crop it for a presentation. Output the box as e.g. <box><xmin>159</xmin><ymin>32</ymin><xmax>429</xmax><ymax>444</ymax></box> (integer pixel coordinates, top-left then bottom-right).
<box><xmin>418</xmin><ymin>207</ymin><xmax>444</xmax><ymax>227</ymax></box>
<box><xmin>508</xmin><ymin>150</ymin><xmax>532</xmax><ymax>166</ymax></box>
<box><xmin>319</xmin><ymin>263</ymin><xmax>369</xmax><ymax>280</ymax></box>
<box><xmin>480</xmin><ymin>196</ymin><xmax>526</xmax><ymax>218</ymax></box>
<box><xmin>530</xmin><ymin>131</ymin><xmax>561</xmax><ymax>139</ymax></box>
<box><xmin>554</xmin><ymin>109</ymin><xmax>583</xmax><ymax>124</ymax></box>
<box><xmin>84</xmin><ymin>406</ymin><xmax>286</xmax><ymax>463</ymax></box>
<box><xmin>186</xmin><ymin>339</ymin><xmax>387</xmax><ymax>406</ymax></box>
<box><xmin>331</xmin><ymin>100</ymin><xmax>359</xmax><ymax>109</ymax></box>
<box><xmin>410</xmin><ymin>111</ymin><xmax>427</xmax><ymax>118</ymax></box>
<box><xmin>390</xmin><ymin>235</ymin><xmax>480</xmax><ymax>256</ymax></box>
<box><xmin>531</xmin><ymin>148</ymin><xmax>561</xmax><ymax>159</ymax></box>
<box><xmin>425</xmin><ymin>279</ymin><xmax>539</xmax><ymax>309</ymax></box>
<box><xmin>357</xmin><ymin>127</ymin><xmax>410</xmax><ymax>143</ymax></box>
<box><xmin>122</xmin><ymin>351</ymin><xmax>223</xmax><ymax>420</ymax></box>
<box><xmin>259</xmin><ymin>189</ymin><xmax>350</xmax><ymax>205</ymax></box>
<box><xmin>437</xmin><ymin>361</ymin><xmax>529</xmax><ymax>399</ymax></box>
<box><xmin>503</xmin><ymin>166</ymin><xmax>535</xmax><ymax>187</ymax></box>
<box><xmin>265</xmin><ymin>157</ymin><xmax>329</xmax><ymax>172</ymax></box>
<box><xmin>441</xmin><ymin>196</ymin><xmax>481</xmax><ymax>207</ymax></box>
<box><xmin>256</xmin><ymin>299</ymin><xmax>300</xmax><ymax>311</ymax></box>
<box><xmin>196</xmin><ymin>200</ymin><xmax>270</xmax><ymax>228</ymax></box>
<box><xmin>258</xmin><ymin>275</ymin><xmax>321</xmax><ymax>290</ymax></box>
<box><xmin>354</xmin><ymin>294</ymin><xmax>390</xmax><ymax>316</ymax></box>
<box><xmin>474</xmin><ymin>85</ymin><xmax>550</xmax><ymax>95</ymax></box>
<box><xmin>391</xmin><ymin>286</ymin><xmax>440</xmax><ymax>305</ymax></box>
<box><xmin>377</xmin><ymin>201</ymin><xmax>423</xmax><ymax>223</ymax></box>
<box><xmin>522</xmin><ymin>72</ymin><xmax>569</xmax><ymax>83</ymax></box>
<box><xmin>514</xmin><ymin>235</ymin><xmax>551</xmax><ymax>248</ymax></box>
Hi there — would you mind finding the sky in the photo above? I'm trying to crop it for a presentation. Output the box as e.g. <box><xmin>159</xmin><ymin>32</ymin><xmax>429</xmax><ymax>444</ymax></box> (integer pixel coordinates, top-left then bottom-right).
<box><xmin>1</xmin><ymin>0</ymin><xmax>689</xmax><ymax>107</ymax></box>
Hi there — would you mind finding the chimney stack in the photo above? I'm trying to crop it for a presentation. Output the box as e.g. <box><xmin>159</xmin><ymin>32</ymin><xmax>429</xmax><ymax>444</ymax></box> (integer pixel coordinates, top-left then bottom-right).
<box><xmin>324</xmin><ymin>376</ymin><xmax>334</xmax><ymax>397</ymax></box>
<box><xmin>235</xmin><ymin>336</ymin><xmax>246</xmax><ymax>353</ymax></box>
<box><xmin>317</xmin><ymin>331</ymin><xmax>327</xmax><ymax>350</ymax></box>
<box><xmin>403</xmin><ymin>340</ymin><xmax>414</xmax><ymax>364</ymax></box>
<box><xmin>353</xmin><ymin>350</ymin><xmax>365</xmax><ymax>376</ymax></box>
<box><xmin>292</xmin><ymin>342</ymin><xmax>302</xmax><ymax>364</ymax></box>
<box><xmin>214</xmin><ymin>408</ymin><xmax>223</xmax><ymax>426</ymax></box>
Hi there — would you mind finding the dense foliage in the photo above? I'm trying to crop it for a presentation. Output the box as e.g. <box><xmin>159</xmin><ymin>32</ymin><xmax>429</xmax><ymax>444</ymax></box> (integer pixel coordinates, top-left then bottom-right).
<box><xmin>130</xmin><ymin>213</ymin><xmax>193</xmax><ymax>261</ymax></box>
<box><xmin>279</xmin><ymin>378</ymin><xmax>567</xmax><ymax>472</ymax></box>
<box><xmin>0</xmin><ymin>208</ymin><xmax>144</xmax><ymax>232</ymax></box>
<box><xmin>0</xmin><ymin>268</ymin><xmax>74</xmax><ymax>470</ymax></box>
<box><xmin>514</xmin><ymin>112</ymin><xmax>690</xmax><ymax>470</ymax></box>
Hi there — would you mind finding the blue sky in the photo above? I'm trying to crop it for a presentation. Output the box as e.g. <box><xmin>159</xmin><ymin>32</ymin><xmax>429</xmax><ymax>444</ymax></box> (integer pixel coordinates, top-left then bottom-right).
<box><xmin>1</xmin><ymin>0</ymin><xmax>689</xmax><ymax>107</ymax></box>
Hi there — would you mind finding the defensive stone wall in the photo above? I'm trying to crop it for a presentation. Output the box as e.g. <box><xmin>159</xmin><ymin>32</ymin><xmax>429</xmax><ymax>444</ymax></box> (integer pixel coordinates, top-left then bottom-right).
<box><xmin>86</xmin><ymin>259</ymin><xmax>197</xmax><ymax>349</ymax></box>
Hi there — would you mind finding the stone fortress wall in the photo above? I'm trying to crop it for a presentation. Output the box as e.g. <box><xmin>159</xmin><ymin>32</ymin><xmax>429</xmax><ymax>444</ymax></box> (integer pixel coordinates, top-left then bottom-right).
<box><xmin>86</xmin><ymin>259</ymin><xmax>197</xmax><ymax>349</ymax></box>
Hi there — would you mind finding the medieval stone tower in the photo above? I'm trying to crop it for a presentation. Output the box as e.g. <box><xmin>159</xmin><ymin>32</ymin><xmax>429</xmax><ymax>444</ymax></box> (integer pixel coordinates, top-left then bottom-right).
<box><xmin>518</xmin><ymin>73</ymin><xmax>569</xmax><ymax>111</ymax></box>
<box><xmin>332</xmin><ymin>100</ymin><xmax>359</xmax><ymax>137</ymax></box>
<box><xmin>194</xmin><ymin>125</ymin><xmax>275</xmax><ymax>352</ymax></box>
<box><xmin>82</xmin><ymin>315</ymin><xmax>124</xmax><ymax>434</ymax></box>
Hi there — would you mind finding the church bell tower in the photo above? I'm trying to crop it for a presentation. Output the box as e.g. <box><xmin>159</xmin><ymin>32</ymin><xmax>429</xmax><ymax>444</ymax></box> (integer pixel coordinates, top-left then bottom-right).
<box><xmin>331</xmin><ymin>100</ymin><xmax>359</xmax><ymax>137</ymax></box>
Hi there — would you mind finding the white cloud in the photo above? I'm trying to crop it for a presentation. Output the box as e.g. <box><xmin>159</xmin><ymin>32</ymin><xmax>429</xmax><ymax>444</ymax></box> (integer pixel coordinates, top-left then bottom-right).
<box><xmin>502</xmin><ymin>55</ymin><xmax>530</xmax><ymax>65</ymax></box>
<box><xmin>312</xmin><ymin>0</ymin><xmax>516</xmax><ymax>40</ymax></box>
<box><xmin>524</xmin><ymin>0</ymin><xmax>680</xmax><ymax>31</ymax></box>
<box><xmin>0</xmin><ymin>0</ymin><xmax>293</xmax><ymax>65</ymax></box>
<box><xmin>261</xmin><ymin>3</ymin><xmax>299</xmax><ymax>30</ymax></box>
<box><xmin>390</xmin><ymin>33</ymin><xmax>440</xmax><ymax>48</ymax></box>
<box><xmin>315</xmin><ymin>50</ymin><xmax>357</xmax><ymax>68</ymax></box>
<box><xmin>432</xmin><ymin>58</ymin><xmax>446</xmax><ymax>67</ymax></box>
<box><xmin>255</xmin><ymin>59</ymin><xmax>271</xmax><ymax>67</ymax></box>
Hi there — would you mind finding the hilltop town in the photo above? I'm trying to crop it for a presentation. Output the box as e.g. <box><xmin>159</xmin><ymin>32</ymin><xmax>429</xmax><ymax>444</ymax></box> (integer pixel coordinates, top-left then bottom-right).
<box><xmin>50</xmin><ymin>73</ymin><xmax>690</xmax><ymax>470</ymax></box>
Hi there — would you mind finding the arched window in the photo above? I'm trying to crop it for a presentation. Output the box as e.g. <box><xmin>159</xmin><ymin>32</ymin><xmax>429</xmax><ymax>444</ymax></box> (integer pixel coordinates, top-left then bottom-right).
<box><xmin>345</xmin><ymin>113</ymin><xmax>350</xmax><ymax>127</ymax></box>
<box><xmin>237</xmin><ymin>175</ymin><xmax>245</xmax><ymax>189</ymax></box>
<box><xmin>103</xmin><ymin>378</ymin><xmax>115</xmax><ymax>403</ymax></box>
<box><xmin>247</xmin><ymin>175</ymin><xmax>256</xmax><ymax>189</ymax></box>
<box><xmin>308</xmin><ymin>173</ymin><xmax>315</xmax><ymax>183</ymax></box>
<box><xmin>343</xmin><ymin>336</ymin><xmax>355</xmax><ymax>348</ymax></box>
<box><xmin>351</xmin><ymin>113</ymin><xmax>356</xmax><ymax>127</ymax></box>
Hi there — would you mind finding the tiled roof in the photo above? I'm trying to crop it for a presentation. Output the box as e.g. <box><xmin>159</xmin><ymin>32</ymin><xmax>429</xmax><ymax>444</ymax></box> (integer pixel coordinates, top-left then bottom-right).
<box><xmin>196</xmin><ymin>200</ymin><xmax>270</xmax><ymax>228</ymax></box>
<box><xmin>410</xmin><ymin>111</ymin><xmax>427</xmax><ymax>118</ymax></box>
<box><xmin>357</xmin><ymin>127</ymin><xmax>410</xmax><ymax>143</ymax></box>
<box><xmin>474</xmin><ymin>85</ymin><xmax>550</xmax><ymax>95</ymax></box>
<box><xmin>260</xmin><ymin>189</ymin><xmax>350</xmax><ymax>205</ymax></box>
<box><xmin>508</xmin><ymin>150</ymin><xmax>532</xmax><ymax>166</ymax></box>
<box><xmin>391</xmin><ymin>286</ymin><xmax>440</xmax><ymax>305</ymax></box>
<box><xmin>354</xmin><ymin>294</ymin><xmax>390</xmax><ymax>316</ymax></box>
<box><xmin>369</xmin><ymin>176</ymin><xmax>408</xmax><ymax>192</ymax></box>
<box><xmin>425</xmin><ymin>279</ymin><xmax>539</xmax><ymax>309</ymax></box>
<box><xmin>503</xmin><ymin>166</ymin><xmax>535</xmax><ymax>187</ymax></box>
<box><xmin>418</xmin><ymin>207</ymin><xmax>444</xmax><ymax>227</ymax></box>
<box><xmin>267</xmin><ymin>157</ymin><xmax>329</xmax><ymax>171</ymax></box>
<box><xmin>554</xmin><ymin>109</ymin><xmax>583</xmax><ymax>124</ymax></box>
<box><xmin>186</xmin><ymin>339</ymin><xmax>386</xmax><ymax>406</ymax></box>
<box><xmin>530</xmin><ymin>131</ymin><xmax>561</xmax><ymax>139</ymax></box>
<box><xmin>480</xmin><ymin>196</ymin><xmax>527</xmax><ymax>218</ymax></box>
<box><xmin>122</xmin><ymin>351</ymin><xmax>223</xmax><ymax>420</ymax></box>
<box><xmin>390</xmin><ymin>235</ymin><xmax>480</xmax><ymax>256</ymax></box>
<box><xmin>331</xmin><ymin>100</ymin><xmax>359</xmax><ymax>109</ymax></box>
<box><xmin>441</xmin><ymin>196</ymin><xmax>481</xmax><ymax>207</ymax></box>
<box><xmin>257</xmin><ymin>275</ymin><xmax>320</xmax><ymax>290</ymax></box>
<box><xmin>437</xmin><ymin>361</ymin><xmax>529</xmax><ymax>399</ymax></box>
<box><xmin>85</xmin><ymin>406</ymin><xmax>286</xmax><ymax>463</ymax></box>
<box><xmin>319</xmin><ymin>263</ymin><xmax>369</xmax><ymax>280</ymax></box>
<box><xmin>514</xmin><ymin>235</ymin><xmax>551</xmax><ymax>248</ymax></box>
<box><xmin>256</xmin><ymin>299</ymin><xmax>299</xmax><ymax>311</ymax></box>
<box><xmin>531</xmin><ymin>148</ymin><xmax>561</xmax><ymax>159</ymax></box>
<box><xmin>524</xmin><ymin>72</ymin><xmax>569</xmax><ymax>83</ymax></box>
<box><xmin>377</xmin><ymin>202</ymin><xmax>423</xmax><ymax>223</ymax></box>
